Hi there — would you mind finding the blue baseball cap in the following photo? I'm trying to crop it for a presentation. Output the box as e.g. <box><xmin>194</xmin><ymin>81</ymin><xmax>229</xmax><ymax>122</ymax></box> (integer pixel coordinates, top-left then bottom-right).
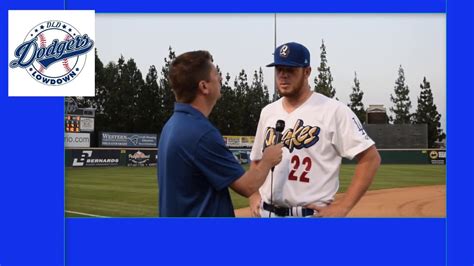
<box><xmin>266</xmin><ymin>42</ymin><xmax>310</xmax><ymax>67</ymax></box>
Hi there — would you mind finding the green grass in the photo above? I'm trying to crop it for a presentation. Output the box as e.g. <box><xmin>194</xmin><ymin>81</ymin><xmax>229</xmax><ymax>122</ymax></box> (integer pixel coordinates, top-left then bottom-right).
<box><xmin>66</xmin><ymin>164</ymin><xmax>445</xmax><ymax>217</ymax></box>
<box><xmin>66</xmin><ymin>167</ymin><xmax>158</xmax><ymax>217</ymax></box>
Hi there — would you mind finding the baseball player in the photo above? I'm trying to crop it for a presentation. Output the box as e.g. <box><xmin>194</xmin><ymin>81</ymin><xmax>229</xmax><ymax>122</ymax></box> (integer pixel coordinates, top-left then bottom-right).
<box><xmin>249</xmin><ymin>42</ymin><xmax>381</xmax><ymax>217</ymax></box>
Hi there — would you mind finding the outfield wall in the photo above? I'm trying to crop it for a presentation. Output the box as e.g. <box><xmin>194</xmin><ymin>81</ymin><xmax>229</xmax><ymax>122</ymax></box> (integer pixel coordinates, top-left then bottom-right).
<box><xmin>65</xmin><ymin>148</ymin><xmax>157</xmax><ymax>167</ymax></box>
<box><xmin>65</xmin><ymin>148</ymin><xmax>446</xmax><ymax>167</ymax></box>
<box><xmin>342</xmin><ymin>149</ymin><xmax>446</xmax><ymax>165</ymax></box>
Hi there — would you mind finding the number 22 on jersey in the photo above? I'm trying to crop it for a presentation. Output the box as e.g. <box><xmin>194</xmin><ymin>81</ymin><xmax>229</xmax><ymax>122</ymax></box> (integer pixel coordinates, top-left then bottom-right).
<box><xmin>288</xmin><ymin>155</ymin><xmax>311</xmax><ymax>183</ymax></box>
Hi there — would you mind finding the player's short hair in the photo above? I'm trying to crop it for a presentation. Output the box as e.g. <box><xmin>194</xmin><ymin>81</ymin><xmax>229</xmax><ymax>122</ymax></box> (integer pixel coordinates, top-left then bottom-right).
<box><xmin>169</xmin><ymin>50</ymin><xmax>214</xmax><ymax>103</ymax></box>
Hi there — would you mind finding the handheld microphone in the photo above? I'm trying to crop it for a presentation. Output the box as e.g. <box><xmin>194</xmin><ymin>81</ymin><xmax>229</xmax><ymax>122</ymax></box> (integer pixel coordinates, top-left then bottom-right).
<box><xmin>271</xmin><ymin>119</ymin><xmax>285</xmax><ymax>172</ymax></box>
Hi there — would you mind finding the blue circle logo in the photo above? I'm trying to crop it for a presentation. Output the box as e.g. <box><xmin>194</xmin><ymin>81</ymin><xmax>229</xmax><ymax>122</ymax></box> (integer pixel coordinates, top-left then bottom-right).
<box><xmin>9</xmin><ymin>20</ymin><xmax>94</xmax><ymax>86</ymax></box>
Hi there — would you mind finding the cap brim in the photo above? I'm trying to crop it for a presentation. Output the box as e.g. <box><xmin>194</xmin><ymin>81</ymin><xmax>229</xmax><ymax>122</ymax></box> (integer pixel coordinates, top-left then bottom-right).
<box><xmin>266</xmin><ymin>62</ymin><xmax>306</xmax><ymax>67</ymax></box>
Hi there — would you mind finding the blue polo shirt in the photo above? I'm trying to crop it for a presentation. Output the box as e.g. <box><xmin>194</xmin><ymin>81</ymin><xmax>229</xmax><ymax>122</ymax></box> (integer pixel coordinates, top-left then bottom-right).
<box><xmin>158</xmin><ymin>103</ymin><xmax>245</xmax><ymax>217</ymax></box>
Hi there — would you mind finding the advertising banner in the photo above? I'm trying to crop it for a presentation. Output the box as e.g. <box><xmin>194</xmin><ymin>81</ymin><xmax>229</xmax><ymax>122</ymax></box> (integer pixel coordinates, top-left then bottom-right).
<box><xmin>68</xmin><ymin>149</ymin><xmax>121</xmax><ymax>167</ymax></box>
<box><xmin>125</xmin><ymin>149</ymin><xmax>157</xmax><ymax>167</ymax></box>
<box><xmin>65</xmin><ymin>133</ymin><xmax>90</xmax><ymax>148</ymax></box>
<box><xmin>223</xmin><ymin>135</ymin><xmax>254</xmax><ymax>147</ymax></box>
<box><xmin>100</xmin><ymin>132</ymin><xmax>157</xmax><ymax>147</ymax></box>
<box><xmin>428</xmin><ymin>150</ymin><xmax>446</xmax><ymax>165</ymax></box>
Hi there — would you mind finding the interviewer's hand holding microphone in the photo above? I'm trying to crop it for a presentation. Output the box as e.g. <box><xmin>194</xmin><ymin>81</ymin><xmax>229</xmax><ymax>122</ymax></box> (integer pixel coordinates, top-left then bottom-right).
<box><xmin>249</xmin><ymin>120</ymin><xmax>285</xmax><ymax>217</ymax></box>
<box><xmin>255</xmin><ymin>120</ymin><xmax>285</xmax><ymax>175</ymax></box>
<box><xmin>258</xmin><ymin>143</ymin><xmax>284</xmax><ymax>172</ymax></box>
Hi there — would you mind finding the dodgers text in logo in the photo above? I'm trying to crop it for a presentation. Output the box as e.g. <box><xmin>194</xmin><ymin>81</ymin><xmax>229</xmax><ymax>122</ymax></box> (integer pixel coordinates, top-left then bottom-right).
<box><xmin>9</xmin><ymin>20</ymin><xmax>94</xmax><ymax>86</ymax></box>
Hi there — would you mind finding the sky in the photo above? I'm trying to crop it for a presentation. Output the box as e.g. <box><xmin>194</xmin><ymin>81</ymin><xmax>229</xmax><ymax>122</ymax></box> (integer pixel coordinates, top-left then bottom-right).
<box><xmin>96</xmin><ymin>14</ymin><xmax>445</xmax><ymax>130</ymax></box>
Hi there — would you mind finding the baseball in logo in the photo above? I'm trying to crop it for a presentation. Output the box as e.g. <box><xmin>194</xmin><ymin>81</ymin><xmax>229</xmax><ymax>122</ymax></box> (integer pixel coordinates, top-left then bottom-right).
<box><xmin>9</xmin><ymin>20</ymin><xmax>94</xmax><ymax>86</ymax></box>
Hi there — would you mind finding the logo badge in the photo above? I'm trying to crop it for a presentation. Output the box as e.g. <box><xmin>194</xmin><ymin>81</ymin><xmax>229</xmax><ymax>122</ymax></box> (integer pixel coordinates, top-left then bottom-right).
<box><xmin>128</xmin><ymin>151</ymin><xmax>151</xmax><ymax>165</ymax></box>
<box><xmin>279</xmin><ymin>45</ymin><xmax>289</xmax><ymax>57</ymax></box>
<box><xmin>10</xmin><ymin>21</ymin><xmax>94</xmax><ymax>86</ymax></box>
<box><xmin>72</xmin><ymin>150</ymin><xmax>92</xmax><ymax>167</ymax></box>
<box><xmin>8</xmin><ymin>10</ymin><xmax>95</xmax><ymax>96</ymax></box>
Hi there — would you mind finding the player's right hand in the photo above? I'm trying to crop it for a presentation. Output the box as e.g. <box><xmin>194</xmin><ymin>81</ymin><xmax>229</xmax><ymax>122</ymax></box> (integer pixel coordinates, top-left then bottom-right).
<box><xmin>261</xmin><ymin>143</ymin><xmax>283</xmax><ymax>168</ymax></box>
<box><xmin>249</xmin><ymin>192</ymin><xmax>262</xmax><ymax>217</ymax></box>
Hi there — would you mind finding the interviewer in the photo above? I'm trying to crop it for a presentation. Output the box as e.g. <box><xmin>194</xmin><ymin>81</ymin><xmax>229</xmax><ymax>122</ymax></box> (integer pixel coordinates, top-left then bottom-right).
<box><xmin>158</xmin><ymin>50</ymin><xmax>283</xmax><ymax>217</ymax></box>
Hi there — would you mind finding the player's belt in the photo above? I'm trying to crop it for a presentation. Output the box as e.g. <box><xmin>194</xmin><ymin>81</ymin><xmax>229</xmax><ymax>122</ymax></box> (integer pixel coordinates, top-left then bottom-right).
<box><xmin>263</xmin><ymin>202</ymin><xmax>314</xmax><ymax>217</ymax></box>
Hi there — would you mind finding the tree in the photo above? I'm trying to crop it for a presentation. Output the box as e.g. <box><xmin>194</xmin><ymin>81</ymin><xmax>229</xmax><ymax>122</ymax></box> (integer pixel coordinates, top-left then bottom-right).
<box><xmin>271</xmin><ymin>71</ymin><xmax>280</xmax><ymax>102</ymax></box>
<box><xmin>247</xmin><ymin>68</ymin><xmax>270</xmax><ymax>135</ymax></box>
<box><xmin>412</xmin><ymin>77</ymin><xmax>446</xmax><ymax>147</ymax></box>
<box><xmin>134</xmin><ymin>65</ymin><xmax>161</xmax><ymax>133</ymax></box>
<box><xmin>78</xmin><ymin>49</ymin><xmax>105</xmax><ymax>112</ymax></box>
<box><xmin>272</xmin><ymin>89</ymin><xmax>280</xmax><ymax>102</ymax></box>
<box><xmin>209</xmin><ymin>70</ymin><xmax>236</xmax><ymax>135</ymax></box>
<box><xmin>157</xmin><ymin>47</ymin><xmax>177</xmax><ymax>130</ymax></box>
<box><xmin>314</xmin><ymin>39</ymin><xmax>336</xmax><ymax>98</ymax></box>
<box><xmin>233</xmin><ymin>70</ymin><xmax>250</xmax><ymax>135</ymax></box>
<box><xmin>211</xmin><ymin>68</ymin><xmax>270</xmax><ymax>136</ymax></box>
<box><xmin>94</xmin><ymin>59</ymin><xmax>120</xmax><ymax>133</ymax></box>
<box><xmin>87</xmin><ymin>49</ymin><xmax>108</xmax><ymax>133</ymax></box>
<box><xmin>390</xmin><ymin>65</ymin><xmax>412</xmax><ymax>124</ymax></box>
<box><xmin>95</xmin><ymin>56</ymin><xmax>144</xmax><ymax>132</ymax></box>
<box><xmin>348</xmin><ymin>72</ymin><xmax>366</xmax><ymax>123</ymax></box>
<box><xmin>120</xmin><ymin>57</ymin><xmax>145</xmax><ymax>132</ymax></box>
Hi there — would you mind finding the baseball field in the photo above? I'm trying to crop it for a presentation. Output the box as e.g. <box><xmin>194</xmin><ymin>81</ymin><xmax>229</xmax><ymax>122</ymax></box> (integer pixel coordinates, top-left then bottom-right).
<box><xmin>65</xmin><ymin>164</ymin><xmax>446</xmax><ymax>218</ymax></box>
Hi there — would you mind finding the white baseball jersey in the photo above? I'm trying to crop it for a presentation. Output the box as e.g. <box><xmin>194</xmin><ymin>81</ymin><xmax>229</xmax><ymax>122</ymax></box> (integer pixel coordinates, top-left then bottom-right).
<box><xmin>250</xmin><ymin>92</ymin><xmax>375</xmax><ymax>207</ymax></box>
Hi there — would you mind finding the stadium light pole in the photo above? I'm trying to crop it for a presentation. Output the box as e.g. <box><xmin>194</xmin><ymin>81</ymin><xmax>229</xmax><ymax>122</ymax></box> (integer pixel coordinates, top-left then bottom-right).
<box><xmin>273</xmin><ymin>13</ymin><xmax>277</xmax><ymax>102</ymax></box>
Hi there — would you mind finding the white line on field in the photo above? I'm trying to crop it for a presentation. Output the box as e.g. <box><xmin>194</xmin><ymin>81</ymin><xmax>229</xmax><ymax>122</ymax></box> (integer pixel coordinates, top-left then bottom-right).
<box><xmin>65</xmin><ymin>210</ymin><xmax>109</xmax><ymax>218</ymax></box>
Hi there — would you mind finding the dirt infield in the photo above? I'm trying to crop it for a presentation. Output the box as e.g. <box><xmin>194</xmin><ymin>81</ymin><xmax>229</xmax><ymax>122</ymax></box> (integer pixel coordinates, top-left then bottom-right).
<box><xmin>235</xmin><ymin>185</ymin><xmax>446</xmax><ymax>218</ymax></box>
